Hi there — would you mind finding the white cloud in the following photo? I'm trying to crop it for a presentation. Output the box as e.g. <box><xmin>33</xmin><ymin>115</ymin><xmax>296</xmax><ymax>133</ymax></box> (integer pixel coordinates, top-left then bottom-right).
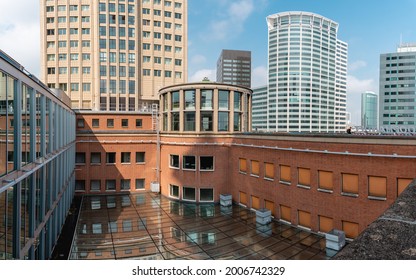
<box><xmin>348</xmin><ymin>60</ymin><xmax>367</xmax><ymax>72</ymax></box>
<box><xmin>0</xmin><ymin>0</ymin><xmax>40</xmax><ymax>76</ymax></box>
<box><xmin>205</xmin><ymin>0</ymin><xmax>255</xmax><ymax>41</ymax></box>
<box><xmin>251</xmin><ymin>66</ymin><xmax>267</xmax><ymax>87</ymax></box>
<box><xmin>189</xmin><ymin>69</ymin><xmax>216</xmax><ymax>83</ymax></box>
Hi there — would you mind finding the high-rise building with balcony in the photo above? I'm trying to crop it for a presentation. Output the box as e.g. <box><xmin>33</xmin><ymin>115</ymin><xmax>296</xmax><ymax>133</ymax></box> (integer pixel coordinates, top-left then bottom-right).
<box><xmin>40</xmin><ymin>0</ymin><xmax>188</xmax><ymax>111</ymax></box>
<box><xmin>216</xmin><ymin>49</ymin><xmax>251</xmax><ymax>88</ymax></box>
<box><xmin>260</xmin><ymin>11</ymin><xmax>347</xmax><ymax>133</ymax></box>
<box><xmin>361</xmin><ymin>91</ymin><xmax>378</xmax><ymax>129</ymax></box>
<box><xmin>379</xmin><ymin>43</ymin><xmax>416</xmax><ymax>133</ymax></box>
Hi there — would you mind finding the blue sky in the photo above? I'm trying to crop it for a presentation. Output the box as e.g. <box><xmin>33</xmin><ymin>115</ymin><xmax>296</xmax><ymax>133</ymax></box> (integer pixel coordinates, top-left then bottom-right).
<box><xmin>1</xmin><ymin>0</ymin><xmax>416</xmax><ymax>124</ymax></box>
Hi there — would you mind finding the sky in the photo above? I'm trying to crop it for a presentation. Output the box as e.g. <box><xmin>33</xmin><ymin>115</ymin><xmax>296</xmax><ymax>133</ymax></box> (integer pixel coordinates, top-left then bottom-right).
<box><xmin>1</xmin><ymin>0</ymin><xmax>416</xmax><ymax>125</ymax></box>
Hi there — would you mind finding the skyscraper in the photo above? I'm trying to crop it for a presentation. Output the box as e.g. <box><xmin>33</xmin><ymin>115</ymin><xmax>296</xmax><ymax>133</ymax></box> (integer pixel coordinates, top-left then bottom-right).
<box><xmin>216</xmin><ymin>49</ymin><xmax>251</xmax><ymax>88</ymax></box>
<box><xmin>361</xmin><ymin>91</ymin><xmax>378</xmax><ymax>129</ymax></box>
<box><xmin>261</xmin><ymin>11</ymin><xmax>347</xmax><ymax>133</ymax></box>
<box><xmin>40</xmin><ymin>0</ymin><xmax>187</xmax><ymax>111</ymax></box>
<box><xmin>379</xmin><ymin>43</ymin><xmax>416</xmax><ymax>132</ymax></box>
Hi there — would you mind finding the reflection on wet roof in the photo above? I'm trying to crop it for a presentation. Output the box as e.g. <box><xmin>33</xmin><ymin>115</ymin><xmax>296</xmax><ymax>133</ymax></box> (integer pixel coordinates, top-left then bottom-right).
<box><xmin>70</xmin><ymin>193</ymin><xmax>329</xmax><ymax>260</ymax></box>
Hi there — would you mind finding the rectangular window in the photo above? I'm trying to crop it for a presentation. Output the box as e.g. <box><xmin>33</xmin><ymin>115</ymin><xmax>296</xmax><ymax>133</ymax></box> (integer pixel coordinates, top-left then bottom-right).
<box><xmin>397</xmin><ymin>178</ymin><xmax>412</xmax><ymax>196</ymax></box>
<box><xmin>280</xmin><ymin>165</ymin><xmax>291</xmax><ymax>183</ymax></box>
<box><xmin>121</xmin><ymin>152</ymin><xmax>131</xmax><ymax>163</ymax></box>
<box><xmin>251</xmin><ymin>160</ymin><xmax>259</xmax><ymax>176</ymax></box>
<box><xmin>342</xmin><ymin>220</ymin><xmax>359</xmax><ymax>239</ymax></box>
<box><xmin>90</xmin><ymin>180</ymin><xmax>101</xmax><ymax>192</ymax></box>
<box><xmin>170</xmin><ymin>154</ymin><xmax>179</xmax><ymax>168</ymax></box>
<box><xmin>136</xmin><ymin>152</ymin><xmax>145</xmax><ymax>163</ymax></box>
<box><xmin>107</xmin><ymin>119</ymin><xmax>114</xmax><ymax>127</ymax></box>
<box><xmin>251</xmin><ymin>195</ymin><xmax>260</xmax><ymax>210</ymax></box>
<box><xmin>136</xmin><ymin>119</ymin><xmax>142</xmax><ymax>127</ymax></box>
<box><xmin>342</xmin><ymin>173</ymin><xmax>359</xmax><ymax>195</ymax></box>
<box><xmin>91</xmin><ymin>152</ymin><xmax>101</xmax><ymax>164</ymax></box>
<box><xmin>75</xmin><ymin>152</ymin><xmax>86</xmax><ymax>164</ymax></box>
<box><xmin>183</xmin><ymin>187</ymin><xmax>196</xmax><ymax>201</ymax></box>
<box><xmin>298</xmin><ymin>167</ymin><xmax>311</xmax><ymax>187</ymax></box>
<box><xmin>184</xmin><ymin>112</ymin><xmax>195</xmax><ymax>131</ymax></box>
<box><xmin>170</xmin><ymin>184</ymin><xmax>179</xmax><ymax>198</ymax></box>
<box><xmin>280</xmin><ymin>205</ymin><xmax>291</xmax><ymax>223</ymax></box>
<box><xmin>264</xmin><ymin>162</ymin><xmax>274</xmax><ymax>180</ymax></box>
<box><xmin>106</xmin><ymin>152</ymin><xmax>116</xmax><ymax>164</ymax></box>
<box><xmin>368</xmin><ymin>176</ymin><xmax>387</xmax><ymax>199</ymax></box>
<box><xmin>183</xmin><ymin>156</ymin><xmax>196</xmax><ymax>170</ymax></box>
<box><xmin>298</xmin><ymin>210</ymin><xmax>311</xmax><ymax>229</ymax></box>
<box><xmin>318</xmin><ymin>170</ymin><xmax>333</xmax><ymax>191</ymax></box>
<box><xmin>239</xmin><ymin>191</ymin><xmax>247</xmax><ymax>205</ymax></box>
<box><xmin>319</xmin><ymin>215</ymin><xmax>333</xmax><ymax>233</ymax></box>
<box><xmin>121</xmin><ymin>179</ymin><xmax>131</xmax><ymax>191</ymax></box>
<box><xmin>121</xmin><ymin>119</ymin><xmax>128</xmax><ymax>127</ymax></box>
<box><xmin>218</xmin><ymin>112</ymin><xmax>229</xmax><ymax>131</ymax></box>
<box><xmin>239</xmin><ymin>158</ymin><xmax>247</xmax><ymax>173</ymax></box>
<box><xmin>218</xmin><ymin>90</ymin><xmax>229</xmax><ymax>109</ymax></box>
<box><xmin>200</xmin><ymin>156</ymin><xmax>214</xmax><ymax>171</ymax></box>
<box><xmin>265</xmin><ymin>200</ymin><xmax>275</xmax><ymax>216</ymax></box>
<box><xmin>135</xmin><ymin>179</ymin><xmax>145</xmax><ymax>190</ymax></box>
<box><xmin>75</xmin><ymin>180</ymin><xmax>86</xmax><ymax>191</ymax></box>
<box><xmin>106</xmin><ymin>180</ymin><xmax>116</xmax><ymax>191</ymax></box>
<box><xmin>200</xmin><ymin>188</ymin><xmax>214</xmax><ymax>202</ymax></box>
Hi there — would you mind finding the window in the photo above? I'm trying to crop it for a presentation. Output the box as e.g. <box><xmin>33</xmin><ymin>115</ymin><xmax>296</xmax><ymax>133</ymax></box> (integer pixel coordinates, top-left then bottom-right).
<box><xmin>170</xmin><ymin>154</ymin><xmax>179</xmax><ymax>168</ymax></box>
<box><xmin>251</xmin><ymin>160</ymin><xmax>259</xmax><ymax>176</ymax></box>
<box><xmin>239</xmin><ymin>158</ymin><xmax>247</xmax><ymax>173</ymax></box>
<box><xmin>397</xmin><ymin>178</ymin><xmax>412</xmax><ymax>196</ymax></box>
<box><xmin>368</xmin><ymin>176</ymin><xmax>387</xmax><ymax>200</ymax></box>
<box><xmin>135</xmin><ymin>179</ymin><xmax>145</xmax><ymax>190</ymax></box>
<box><xmin>264</xmin><ymin>162</ymin><xmax>274</xmax><ymax>180</ymax></box>
<box><xmin>136</xmin><ymin>152</ymin><xmax>145</xmax><ymax>163</ymax></box>
<box><xmin>280</xmin><ymin>205</ymin><xmax>291</xmax><ymax>223</ymax></box>
<box><xmin>75</xmin><ymin>180</ymin><xmax>86</xmax><ymax>191</ymax></box>
<box><xmin>298</xmin><ymin>210</ymin><xmax>311</xmax><ymax>229</ymax></box>
<box><xmin>121</xmin><ymin>179</ymin><xmax>131</xmax><ymax>191</ymax></box>
<box><xmin>184</xmin><ymin>112</ymin><xmax>195</xmax><ymax>131</ymax></box>
<box><xmin>183</xmin><ymin>187</ymin><xmax>196</xmax><ymax>201</ymax></box>
<box><xmin>183</xmin><ymin>156</ymin><xmax>196</xmax><ymax>170</ymax></box>
<box><xmin>90</xmin><ymin>119</ymin><xmax>99</xmax><ymax>128</ymax></box>
<box><xmin>342</xmin><ymin>220</ymin><xmax>359</xmax><ymax>239</ymax></box>
<box><xmin>107</xmin><ymin>119</ymin><xmax>114</xmax><ymax>127</ymax></box>
<box><xmin>121</xmin><ymin>152</ymin><xmax>131</xmax><ymax>163</ymax></box>
<box><xmin>91</xmin><ymin>153</ymin><xmax>101</xmax><ymax>164</ymax></box>
<box><xmin>218</xmin><ymin>90</ymin><xmax>229</xmax><ymax>109</ymax></box>
<box><xmin>76</xmin><ymin>152</ymin><xmax>86</xmax><ymax>164</ymax></box>
<box><xmin>239</xmin><ymin>191</ymin><xmax>247</xmax><ymax>205</ymax></box>
<box><xmin>136</xmin><ymin>119</ymin><xmax>142</xmax><ymax>127</ymax></box>
<box><xmin>106</xmin><ymin>180</ymin><xmax>116</xmax><ymax>191</ymax></box>
<box><xmin>265</xmin><ymin>200</ymin><xmax>275</xmax><ymax>216</ymax></box>
<box><xmin>319</xmin><ymin>215</ymin><xmax>333</xmax><ymax>233</ymax></box>
<box><xmin>106</xmin><ymin>152</ymin><xmax>116</xmax><ymax>164</ymax></box>
<box><xmin>218</xmin><ymin>112</ymin><xmax>228</xmax><ymax>131</ymax></box>
<box><xmin>280</xmin><ymin>165</ymin><xmax>291</xmax><ymax>183</ymax></box>
<box><xmin>318</xmin><ymin>170</ymin><xmax>333</xmax><ymax>192</ymax></box>
<box><xmin>121</xmin><ymin>119</ymin><xmax>128</xmax><ymax>127</ymax></box>
<box><xmin>90</xmin><ymin>180</ymin><xmax>101</xmax><ymax>192</ymax></box>
<box><xmin>200</xmin><ymin>156</ymin><xmax>214</xmax><ymax>171</ymax></box>
<box><xmin>200</xmin><ymin>188</ymin><xmax>214</xmax><ymax>202</ymax></box>
<box><xmin>200</xmin><ymin>112</ymin><xmax>213</xmax><ymax>131</ymax></box>
<box><xmin>342</xmin><ymin>173</ymin><xmax>359</xmax><ymax>196</ymax></box>
<box><xmin>170</xmin><ymin>184</ymin><xmax>179</xmax><ymax>198</ymax></box>
<box><xmin>77</xmin><ymin>119</ymin><xmax>85</xmax><ymax>128</ymax></box>
<box><xmin>298</xmin><ymin>167</ymin><xmax>311</xmax><ymax>188</ymax></box>
<box><xmin>251</xmin><ymin>195</ymin><xmax>260</xmax><ymax>210</ymax></box>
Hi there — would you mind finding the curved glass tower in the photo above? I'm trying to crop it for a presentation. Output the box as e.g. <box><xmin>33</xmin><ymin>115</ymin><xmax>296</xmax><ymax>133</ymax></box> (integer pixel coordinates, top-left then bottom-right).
<box><xmin>266</xmin><ymin>11</ymin><xmax>347</xmax><ymax>132</ymax></box>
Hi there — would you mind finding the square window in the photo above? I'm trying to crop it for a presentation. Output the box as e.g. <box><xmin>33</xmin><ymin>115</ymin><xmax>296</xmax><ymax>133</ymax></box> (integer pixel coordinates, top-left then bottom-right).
<box><xmin>75</xmin><ymin>152</ymin><xmax>86</xmax><ymax>164</ymax></box>
<box><xmin>135</xmin><ymin>179</ymin><xmax>145</xmax><ymax>190</ymax></box>
<box><xmin>121</xmin><ymin>152</ymin><xmax>131</xmax><ymax>163</ymax></box>
<box><xmin>136</xmin><ymin>152</ymin><xmax>145</xmax><ymax>163</ymax></box>
<box><xmin>368</xmin><ymin>176</ymin><xmax>387</xmax><ymax>199</ymax></box>
<box><xmin>170</xmin><ymin>154</ymin><xmax>179</xmax><ymax>168</ymax></box>
<box><xmin>342</xmin><ymin>173</ymin><xmax>359</xmax><ymax>195</ymax></box>
<box><xmin>183</xmin><ymin>187</ymin><xmax>196</xmax><ymax>201</ymax></box>
<box><xmin>91</xmin><ymin>152</ymin><xmax>101</xmax><ymax>164</ymax></box>
<box><xmin>106</xmin><ymin>152</ymin><xmax>116</xmax><ymax>164</ymax></box>
<box><xmin>121</xmin><ymin>179</ymin><xmax>131</xmax><ymax>190</ymax></box>
<box><xmin>92</xmin><ymin>119</ymin><xmax>99</xmax><ymax>127</ymax></box>
<box><xmin>75</xmin><ymin>180</ymin><xmax>85</xmax><ymax>191</ymax></box>
<box><xmin>298</xmin><ymin>167</ymin><xmax>311</xmax><ymax>187</ymax></box>
<box><xmin>106</xmin><ymin>180</ymin><xmax>116</xmax><ymax>191</ymax></box>
<box><xmin>107</xmin><ymin>119</ymin><xmax>114</xmax><ymax>127</ymax></box>
<box><xmin>183</xmin><ymin>155</ymin><xmax>196</xmax><ymax>170</ymax></box>
<box><xmin>90</xmin><ymin>180</ymin><xmax>101</xmax><ymax>192</ymax></box>
<box><xmin>200</xmin><ymin>188</ymin><xmax>213</xmax><ymax>202</ymax></box>
<box><xmin>200</xmin><ymin>156</ymin><xmax>214</xmax><ymax>171</ymax></box>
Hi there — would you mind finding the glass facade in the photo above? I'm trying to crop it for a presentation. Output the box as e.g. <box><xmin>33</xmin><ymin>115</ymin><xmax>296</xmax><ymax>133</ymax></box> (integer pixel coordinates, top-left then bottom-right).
<box><xmin>361</xmin><ymin>91</ymin><xmax>378</xmax><ymax>129</ymax></box>
<box><xmin>0</xmin><ymin>51</ymin><xmax>75</xmax><ymax>259</ymax></box>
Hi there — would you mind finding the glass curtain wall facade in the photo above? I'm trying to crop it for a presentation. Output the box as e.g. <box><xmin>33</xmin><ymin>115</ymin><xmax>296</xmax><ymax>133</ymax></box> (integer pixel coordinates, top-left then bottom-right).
<box><xmin>0</xmin><ymin>51</ymin><xmax>76</xmax><ymax>259</ymax></box>
<box><xmin>361</xmin><ymin>91</ymin><xmax>378</xmax><ymax>129</ymax></box>
<box><xmin>379</xmin><ymin>44</ymin><xmax>416</xmax><ymax>132</ymax></box>
<box><xmin>266</xmin><ymin>11</ymin><xmax>347</xmax><ymax>132</ymax></box>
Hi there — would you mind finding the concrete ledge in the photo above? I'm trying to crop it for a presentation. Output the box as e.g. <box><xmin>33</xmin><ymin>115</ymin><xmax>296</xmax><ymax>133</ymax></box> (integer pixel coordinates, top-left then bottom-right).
<box><xmin>334</xmin><ymin>180</ymin><xmax>416</xmax><ymax>259</ymax></box>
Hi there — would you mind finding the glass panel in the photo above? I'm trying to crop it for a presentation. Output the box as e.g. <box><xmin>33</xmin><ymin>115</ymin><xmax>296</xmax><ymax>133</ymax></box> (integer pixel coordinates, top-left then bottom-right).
<box><xmin>218</xmin><ymin>90</ymin><xmax>229</xmax><ymax>109</ymax></box>
<box><xmin>200</xmin><ymin>111</ymin><xmax>213</xmax><ymax>131</ymax></box>
<box><xmin>218</xmin><ymin>112</ymin><xmax>228</xmax><ymax>131</ymax></box>
<box><xmin>184</xmin><ymin>90</ymin><xmax>195</xmax><ymax>109</ymax></box>
<box><xmin>184</xmin><ymin>112</ymin><xmax>195</xmax><ymax>131</ymax></box>
<box><xmin>200</xmin><ymin>89</ymin><xmax>213</xmax><ymax>109</ymax></box>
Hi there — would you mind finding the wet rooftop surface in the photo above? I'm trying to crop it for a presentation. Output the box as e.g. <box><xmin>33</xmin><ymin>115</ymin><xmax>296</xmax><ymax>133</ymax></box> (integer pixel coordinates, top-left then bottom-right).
<box><xmin>68</xmin><ymin>192</ymin><xmax>330</xmax><ymax>260</ymax></box>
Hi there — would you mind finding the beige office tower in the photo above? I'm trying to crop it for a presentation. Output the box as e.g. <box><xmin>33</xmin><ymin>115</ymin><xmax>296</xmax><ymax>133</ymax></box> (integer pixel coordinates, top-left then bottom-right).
<box><xmin>40</xmin><ymin>0</ymin><xmax>187</xmax><ymax>111</ymax></box>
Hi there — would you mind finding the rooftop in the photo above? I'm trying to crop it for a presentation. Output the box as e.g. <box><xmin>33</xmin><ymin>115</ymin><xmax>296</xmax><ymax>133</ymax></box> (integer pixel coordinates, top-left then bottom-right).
<box><xmin>68</xmin><ymin>193</ymin><xmax>331</xmax><ymax>260</ymax></box>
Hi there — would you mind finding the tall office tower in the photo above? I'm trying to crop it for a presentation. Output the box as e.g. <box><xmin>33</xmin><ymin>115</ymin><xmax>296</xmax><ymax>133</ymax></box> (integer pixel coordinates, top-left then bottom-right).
<box><xmin>40</xmin><ymin>0</ymin><xmax>187</xmax><ymax>111</ymax></box>
<box><xmin>361</xmin><ymin>91</ymin><xmax>378</xmax><ymax>129</ymax></box>
<box><xmin>379</xmin><ymin>43</ymin><xmax>416</xmax><ymax>132</ymax></box>
<box><xmin>265</xmin><ymin>11</ymin><xmax>347</xmax><ymax>132</ymax></box>
<box><xmin>251</xmin><ymin>85</ymin><xmax>268</xmax><ymax>131</ymax></box>
<box><xmin>216</xmin><ymin>49</ymin><xmax>251</xmax><ymax>88</ymax></box>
